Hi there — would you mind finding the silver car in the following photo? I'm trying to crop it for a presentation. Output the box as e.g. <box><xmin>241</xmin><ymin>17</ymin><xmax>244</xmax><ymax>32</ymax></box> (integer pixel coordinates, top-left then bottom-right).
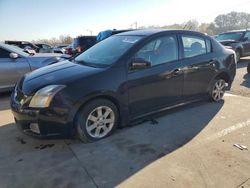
<box><xmin>0</xmin><ymin>43</ymin><xmax>64</xmax><ymax>92</ymax></box>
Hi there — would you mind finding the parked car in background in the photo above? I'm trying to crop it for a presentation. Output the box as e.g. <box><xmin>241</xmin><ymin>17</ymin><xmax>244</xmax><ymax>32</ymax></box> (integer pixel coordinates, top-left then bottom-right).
<box><xmin>64</xmin><ymin>44</ymin><xmax>73</xmax><ymax>55</ymax></box>
<box><xmin>215</xmin><ymin>29</ymin><xmax>250</xmax><ymax>61</ymax></box>
<box><xmin>11</xmin><ymin>30</ymin><xmax>236</xmax><ymax>142</ymax></box>
<box><xmin>72</xmin><ymin>36</ymin><xmax>96</xmax><ymax>54</ymax></box>
<box><xmin>23</xmin><ymin>46</ymin><xmax>36</xmax><ymax>55</ymax></box>
<box><xmin>11</xmin><ymin>45</ymin><xmax>36</xmax><ymax>55</ymax></box>
<box><xmin>35</xmin><ymin>43</ymin><xmax>53</xmax><ymax>53</ymax></box>
<box><xmin>96</xmin><ymin>29</ymin><xmax>132</xmax><ymax>42</ymax></box>
<box><xmin>0</xmin><ymin>43</ymin><xmax>64</xmax><ymax>92</ymax></box>
<box><xmin>53</xmin><ymin>44</ymin><xmax>69</xmax><ymax>54</ymax></box>
<box><xmin>5</xmin><ymin>41</ymin><xmax>40</xmax><ymax>53</ymax></box>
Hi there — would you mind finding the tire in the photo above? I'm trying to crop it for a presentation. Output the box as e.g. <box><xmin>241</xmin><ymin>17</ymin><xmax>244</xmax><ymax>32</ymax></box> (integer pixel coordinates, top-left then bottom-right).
<box><xmin>75</xmin><ymin>99</ymin><xmax>119</xmax><ymax>143</ymax></box>
<box><xmin>247</xmin><ymin>63</ymin><xmax>250</xmax><ymax>73</ymax></box>
<box><xmin>235</xmin><ymin>49</ymin><xmax>241</xmax><ymax>62</ymax></box>
<box><xmin>209</xmin><ymin>78</ymin><xmax>226</xmax><ymax>102</ymax></box>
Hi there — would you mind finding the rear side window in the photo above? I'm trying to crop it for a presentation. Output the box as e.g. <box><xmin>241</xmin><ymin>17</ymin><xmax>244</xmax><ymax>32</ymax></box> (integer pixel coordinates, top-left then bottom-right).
<box><xmin>0</xmin><ymin>48</ymin><xmax>10</xmax><ymax>58</ymax></box>
<box><xmin>181</xmin><ymin>35</ymin><xmax>207</xmax><ymax>58</ymax></box>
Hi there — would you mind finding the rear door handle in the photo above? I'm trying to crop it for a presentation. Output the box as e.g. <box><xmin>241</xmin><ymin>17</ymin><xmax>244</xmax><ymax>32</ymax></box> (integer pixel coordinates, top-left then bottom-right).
<box><xmin>172</xmin><ymin>68</ymin><xmax>181</xmax><ymax>75</ymax></box>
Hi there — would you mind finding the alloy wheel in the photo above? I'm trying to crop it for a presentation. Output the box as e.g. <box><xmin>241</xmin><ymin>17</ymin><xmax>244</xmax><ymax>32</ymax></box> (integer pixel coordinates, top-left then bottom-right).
<box><xmin>212</xmin><ymin>79</ymin><xmax>226</xmax><ymax>101</ymax></box>
<box><xmin>85</xmin><ymin>106</ymin><xmax>115</xmax><ymax>138</ymax></box>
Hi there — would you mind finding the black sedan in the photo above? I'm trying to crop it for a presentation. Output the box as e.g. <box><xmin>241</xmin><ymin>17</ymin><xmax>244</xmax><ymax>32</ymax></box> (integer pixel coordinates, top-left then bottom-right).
<box><xmin>11</xmin><ymin>30</ymin><xmax>237</xmax><ymax>142</ymax></box>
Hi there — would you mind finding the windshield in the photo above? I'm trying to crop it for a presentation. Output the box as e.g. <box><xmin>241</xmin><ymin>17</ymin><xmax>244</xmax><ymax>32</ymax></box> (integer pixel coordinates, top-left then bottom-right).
<box><xmin>74</xmin><ymin>35</ymin><xmax>142</xmax><ymax>67</ymax></box>
<box><xmin>216</xmin><ymin>32</ymin><xmax>243</xmax><ymax>41</ymax></box>
<box><xmin>0</xmin><ymin>43</ymin><xmax>29</xmax><ymax>57</ymax></box>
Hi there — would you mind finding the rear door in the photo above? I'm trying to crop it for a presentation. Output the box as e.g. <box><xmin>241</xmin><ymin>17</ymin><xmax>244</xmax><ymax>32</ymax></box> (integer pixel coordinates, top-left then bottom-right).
<box><xmin>0</xmin><ymin>47</ymin><xmax>31</xmax><ymax>90</ymax></box>
<box><xmin>127</xmin><ymin>34</ymin><xmax>184</xmax><ymax>118</ymax></box>
<box><xmin>242</xmin><ymin>31</ymin><xmax>250</xmax><ymax>55</ymax></box>
<box><xmin>180</xmin><ymin>34</ymin><xmax>217</xmax><ymax>98</ymax></box>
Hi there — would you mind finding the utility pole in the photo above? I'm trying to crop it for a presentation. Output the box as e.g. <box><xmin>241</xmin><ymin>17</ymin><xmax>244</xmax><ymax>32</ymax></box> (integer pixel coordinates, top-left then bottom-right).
<box><xmin>86</xmin><ymin>29</ymin><xmax>93</xmax><ymax>36</ymax></box>
<box><xmin>131</xmin><ymin>22</ymin><xmax>138</xmax><ymax>29</ymax></box>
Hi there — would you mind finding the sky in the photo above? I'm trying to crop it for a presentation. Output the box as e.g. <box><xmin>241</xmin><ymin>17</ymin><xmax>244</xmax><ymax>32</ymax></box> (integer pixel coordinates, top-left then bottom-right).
<box><xmin>0</xmin><ymin>0</ymin><xmax>250</xmax><ymax>41</ymax></box>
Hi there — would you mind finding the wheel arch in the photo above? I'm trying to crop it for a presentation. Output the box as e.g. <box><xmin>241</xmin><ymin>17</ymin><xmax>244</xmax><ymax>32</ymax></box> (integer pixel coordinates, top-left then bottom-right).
<box><xmin>214</xmin><ymin>71</ymin><xmax>231</xmax><ymax>83</ymax></box>
<box><xmin>72</xmin><ymin>94</ymin><xmax>123</xmax><ymax>130</ymax></box>
<box><xmin>207</xmin><ymin>71</ymin><xmax>231</xmax><ymax>93</ymax></box>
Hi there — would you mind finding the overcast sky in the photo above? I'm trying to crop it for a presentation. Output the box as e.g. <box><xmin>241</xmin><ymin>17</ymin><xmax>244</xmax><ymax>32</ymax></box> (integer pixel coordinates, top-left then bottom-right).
<box><xmin>0</xmin><ymin>0</ymin><xmax>250</xmax><ymax>41</ymax></box>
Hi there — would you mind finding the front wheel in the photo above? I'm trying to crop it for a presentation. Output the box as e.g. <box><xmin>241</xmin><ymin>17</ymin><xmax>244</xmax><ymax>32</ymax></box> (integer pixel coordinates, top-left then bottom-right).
<box><xmin>209</xmin><ymin>79</ymin><xmax>226</xmax><ymax>102</ymax></box>
<box><xmin>75</xmin><ymin>99</ymin><xmax>119</xmax><ymax>143</ymax></box>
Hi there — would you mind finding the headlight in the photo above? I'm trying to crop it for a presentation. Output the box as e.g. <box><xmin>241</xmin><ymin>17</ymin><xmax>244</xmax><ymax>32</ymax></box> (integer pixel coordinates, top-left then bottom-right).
<box><xmin>29</xmin><ymin>85</ymin><xmax>65</xmax><ymax>108</ymax></box>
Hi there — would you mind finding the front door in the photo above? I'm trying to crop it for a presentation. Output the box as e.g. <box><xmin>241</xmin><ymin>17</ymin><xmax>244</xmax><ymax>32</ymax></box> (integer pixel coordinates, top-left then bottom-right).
<box><xmin>127</xmin><ymin>35</ymin><xmax>184</xmax><ymax>118</ymax></box>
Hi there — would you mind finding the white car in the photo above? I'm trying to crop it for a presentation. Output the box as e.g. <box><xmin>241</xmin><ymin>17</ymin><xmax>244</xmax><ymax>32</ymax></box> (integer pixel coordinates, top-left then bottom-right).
<box><xmin>53</xmin><ymin>44</ymin><xmax>69</xmax><ymax>54</ymax></box>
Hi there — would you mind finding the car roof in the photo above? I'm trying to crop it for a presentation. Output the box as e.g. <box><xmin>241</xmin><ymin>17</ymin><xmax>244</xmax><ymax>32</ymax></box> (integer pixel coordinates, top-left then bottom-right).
<box><xmin>220</xmin><ymin>29</ymin><xmax>250</xmax><ymax>34</ymax></box>
<box><xmin>116</xmin><ymin>29</ymin><xmax>208</xmax><ymax>37</ymax></box>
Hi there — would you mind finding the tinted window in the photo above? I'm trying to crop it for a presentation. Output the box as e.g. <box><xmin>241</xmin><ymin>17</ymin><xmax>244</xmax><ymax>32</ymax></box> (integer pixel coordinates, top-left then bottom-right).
<box><xmin>245</xmin><ymin>32</ymin><xmax>250</xmax><ymax>40</ymax></box>
<box><xmin>135</xmin><ymin>35</ymin><xmax>178</xmax><ymax>66</ymax></box>
<box><xmin>75</xmin><ymin>35</ymin><xmax>142</xmax><ymax>66</ymax></box>
<box><xmin>42</xmin><ymin>44</ymin><xmax>50</xmax><ymax>49</ymax></box>
<box><xmin>0</xmin><ymin>48</ymin><xmax>10</xmax><ymax>58</ymax></box>
<box><xmin>182</xmin><ymin>35</ymin><xmax>206</xmax><ymax>58</ymax></box>
<box><xmin>216</xmin><ymin>32</ymin><xmax>244</xmax><ymax>41</ymax></box>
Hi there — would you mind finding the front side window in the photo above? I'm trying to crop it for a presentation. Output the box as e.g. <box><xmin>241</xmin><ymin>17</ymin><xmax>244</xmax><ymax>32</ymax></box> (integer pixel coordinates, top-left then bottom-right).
<box><xmin>135</xmin><ymin>35</ymin><xmax>178</xmax><ymax>66</ymax></box>
<box><xmin>182</xmin><ymin>35</ymin><xmax>206</xmax><ymax>58</ymax></box>
<box><xmin>75</xmin><ymin>35</ymin><xmax>142</xmax><ymax>67</ymax></box>
<box><xmin>0</xmin><ymin>48</ymin><xmax>10</xmax><ymax>58</ymax></box>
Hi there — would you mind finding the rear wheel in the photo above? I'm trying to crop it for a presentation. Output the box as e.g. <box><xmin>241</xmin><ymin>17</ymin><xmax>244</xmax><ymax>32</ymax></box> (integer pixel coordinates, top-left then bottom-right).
<box><xmin>247</xmin><ymin>63</ymin><xmax>250</xmax><ymax>73</ymax></box>
<box><xmin>209</xmin><ymin>78</ymin><xmax>226</xmax><ymax>102</ymax></box>
<box><xmin>75</xmin><ymin>99</ymin><xmax>119</xmax><ymax>143</ymax></box>
<box><xmin>236</xmin><ymin>49</ymin><xmax>241</xmax><ymax>62</ymax></box>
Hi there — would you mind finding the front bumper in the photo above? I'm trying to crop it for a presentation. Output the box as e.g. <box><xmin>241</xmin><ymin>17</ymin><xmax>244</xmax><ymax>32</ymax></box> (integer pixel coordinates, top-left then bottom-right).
<box><xmin>11</xmin><ymin>92</ymin><xmax>74</xmax><ymax>138</ymax></box>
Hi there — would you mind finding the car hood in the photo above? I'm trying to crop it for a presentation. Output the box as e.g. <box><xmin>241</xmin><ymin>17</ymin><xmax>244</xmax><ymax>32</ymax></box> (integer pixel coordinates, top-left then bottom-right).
<box><xmin>219</xmin><ymin>40</ymin><xmax>238</xmax><ymax>45</ymax></box>
<box><xmin>26</xmin><ymin>56</ymin><xmax>60</xmax><ymax>68</ymax></box>
<box><xmin>21</xmin><ymin>60</ymin><xmax>102</xmax><ymax>95</ymax></box>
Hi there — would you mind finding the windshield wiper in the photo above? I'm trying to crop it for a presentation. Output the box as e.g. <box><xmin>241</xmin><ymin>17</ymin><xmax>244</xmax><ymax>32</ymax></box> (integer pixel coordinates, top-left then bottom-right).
<box><xmin>74</xmin><ymin>60</ymin><xmax>102</xmax><ymax>68</ymax></box>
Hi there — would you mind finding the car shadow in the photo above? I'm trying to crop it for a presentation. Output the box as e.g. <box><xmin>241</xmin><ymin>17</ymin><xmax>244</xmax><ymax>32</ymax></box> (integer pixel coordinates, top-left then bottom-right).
<box><xmin>0</xmin><ymin>100</ymin><xmax>224</xmax><ymax>188</ymax></box>
<box><xmin>237</xmin><ymin>58</ymin><xmax>250</xmax><ymax>69</ymax></box>
<box><xmin>0</xmin><ymin>92</ymin><xmax>11</xmax><ymax>111</ymax></box>
<box><xmin>69</xmin><ymin>100</ymin><xmax>224</xmax><ymax>187</ymax></box>
<box><xmin>241</xmin><ymin>73</ymin><xmax>250</xmax><ymax>88</ymax></box>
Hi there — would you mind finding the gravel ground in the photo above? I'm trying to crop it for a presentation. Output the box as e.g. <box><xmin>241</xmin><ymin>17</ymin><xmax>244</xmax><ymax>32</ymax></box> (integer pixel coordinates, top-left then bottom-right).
<box><xmin>230</xmin><ymin>57</ymin><xmax>250</xmax><ymax>97</ymax></box>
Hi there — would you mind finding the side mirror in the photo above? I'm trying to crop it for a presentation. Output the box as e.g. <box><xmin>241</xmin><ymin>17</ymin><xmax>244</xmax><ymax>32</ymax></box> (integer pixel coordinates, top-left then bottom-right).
<box><xmin>130</xmin><ymin>58</ymin><xmax>151</xmax><ymax>70</ymax></box>
<box><xmin>9</xmin><ymin>52</ymin><xmax>18</xmax><ymax>59</ymax></box>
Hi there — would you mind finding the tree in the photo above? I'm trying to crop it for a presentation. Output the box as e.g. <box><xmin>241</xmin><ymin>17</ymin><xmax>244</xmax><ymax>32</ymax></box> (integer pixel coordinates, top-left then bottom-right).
<box><xmin>214</xmin><ymin>12</ymin><xmax>250</xmax><ymax>34</ymax></box>
<box><xmin>32</xmin><ymin>35</ymin><xmax>73</xmax><ymax>46</ymax></box>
